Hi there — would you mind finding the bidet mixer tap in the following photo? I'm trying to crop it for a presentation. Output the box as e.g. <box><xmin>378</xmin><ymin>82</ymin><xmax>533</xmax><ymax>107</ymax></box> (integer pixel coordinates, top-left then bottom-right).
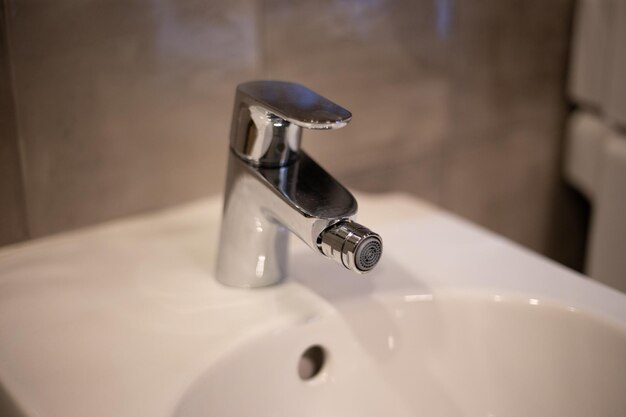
<box><xmin>216</xmin><ymin>81</ymin><xmax>382</xmax><ymax>288</ymax></box>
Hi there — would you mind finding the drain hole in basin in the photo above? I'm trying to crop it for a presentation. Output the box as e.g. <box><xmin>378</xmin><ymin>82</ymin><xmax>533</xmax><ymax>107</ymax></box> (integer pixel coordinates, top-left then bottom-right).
<box><xmin>298</xmin><ymin>345</ymin><xmax>326</xmax><ymax>381</ymax></box>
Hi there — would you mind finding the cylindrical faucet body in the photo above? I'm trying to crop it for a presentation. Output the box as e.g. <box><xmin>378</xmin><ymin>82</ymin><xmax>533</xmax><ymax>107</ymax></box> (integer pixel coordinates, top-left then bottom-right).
<box><xmin>216</xmin><ymin>81</ymin><xmax>382</xmax><ymax>288</ymax></box>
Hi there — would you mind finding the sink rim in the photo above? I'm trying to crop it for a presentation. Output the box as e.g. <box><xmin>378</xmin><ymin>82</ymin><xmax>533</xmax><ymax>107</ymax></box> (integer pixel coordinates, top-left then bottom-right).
<box><xmin>0</xmin><ymin>193</ymin><xmax>625</xmax><ymax>417</ymax></box>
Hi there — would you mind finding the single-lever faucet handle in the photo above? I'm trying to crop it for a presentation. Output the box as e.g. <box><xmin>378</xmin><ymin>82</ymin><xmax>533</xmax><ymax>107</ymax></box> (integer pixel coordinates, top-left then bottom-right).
<box><xmin>230</xmin><ymin>81</ymin><xmax>352</xmax><ymax>167</ymax></box>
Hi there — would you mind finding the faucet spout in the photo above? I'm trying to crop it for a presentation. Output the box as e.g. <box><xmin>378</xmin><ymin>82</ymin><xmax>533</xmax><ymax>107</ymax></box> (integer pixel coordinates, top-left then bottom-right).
<box><xmin>215</xmin><ymin>81</ymin><xmax>382</xmax><ymax>288</ymax></box>
<box><xmin>256</xmin><ymin>151</ymin><xmax>357</xmax><ymax>245</ymax></box>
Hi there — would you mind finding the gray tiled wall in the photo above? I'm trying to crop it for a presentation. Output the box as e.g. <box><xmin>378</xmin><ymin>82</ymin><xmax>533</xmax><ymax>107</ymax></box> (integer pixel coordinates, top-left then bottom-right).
<box><xmin>0</xmin><ymin>0</ymin><xmax>573</xmax><ymax>256</ymax></box>
<box><xmin>0</xmin><ymin>2</ymin><xmax>28</xmax><ymax>246</ymax></box>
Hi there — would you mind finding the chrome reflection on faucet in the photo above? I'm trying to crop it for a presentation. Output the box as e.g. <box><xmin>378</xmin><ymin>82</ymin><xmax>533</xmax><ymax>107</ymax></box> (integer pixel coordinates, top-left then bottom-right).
<box><xmin>216</xmin><ymin>81</ymin><xmax>382</xmax><ymax>288</ymax></box>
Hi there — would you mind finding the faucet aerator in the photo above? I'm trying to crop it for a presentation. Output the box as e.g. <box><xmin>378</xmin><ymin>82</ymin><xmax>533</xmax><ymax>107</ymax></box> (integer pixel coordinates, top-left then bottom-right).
<box><xmin>319</xmin><ymin>221</ymin><xmax>383</xmax><ymax>274</ymax></box>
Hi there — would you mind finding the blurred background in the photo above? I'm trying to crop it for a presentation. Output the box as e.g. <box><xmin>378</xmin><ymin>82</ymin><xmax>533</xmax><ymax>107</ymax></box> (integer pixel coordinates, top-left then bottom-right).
<box><xmin>1</xmin><ymin>1</ymin><xmax>624</xmax><ymax>288</ymax></box>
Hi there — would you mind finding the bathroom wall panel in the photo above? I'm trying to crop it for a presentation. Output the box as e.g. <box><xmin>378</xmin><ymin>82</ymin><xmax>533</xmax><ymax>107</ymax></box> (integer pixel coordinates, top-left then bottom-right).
<box><xmin>1</xmin><ymin>0</ymin><xmax>575</xmax><ymax>259</ymax></box>
<box><xmin>440</xmin><ymin>118</ymin><xmax>563</xmax><ymax>252</ymax></box>
<box><xmin>442</xmin><ymin>0</ymin><xmax>573</xmax><ymax>252</ymax></box>
<box><xmin>6</xmin><ymin>0</ymin><xmax>258</xmax><ymax>237</ymax></box>
<box><xmin>0</xmin><ymin>2</ymin><xmax>29</xmax><ymax>245</ymax></box>
<box><xmin>449</xmin><ymin>76</ymin><xmax>567</xmax><ymax>148</ymax></box>
<box><xmin>454</xmin><ymin>0</ymin><xmax>572</xmax><ymax>79</ymax></box>
<box><xmin>342</xmin><ymin>153</ymin><xmax>442</xmax><ymax>205</ymax></box>
<box><xmin>260</xmin><ymin>0</ymin><xmax>450</xmax><ymax>178</ymax></box>
<box><xmin>449</xmin><ymin>0</ymin><xmax>573</xmax><ymax>144</ymax></box>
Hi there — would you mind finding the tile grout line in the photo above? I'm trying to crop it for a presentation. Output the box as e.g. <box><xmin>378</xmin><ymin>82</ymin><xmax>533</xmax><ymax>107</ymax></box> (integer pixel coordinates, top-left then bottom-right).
<box><xmin>2</xmin><ymin>0</ymin><xmax>31</xmax><ymax>239</ymax></box>
<box><xmin>254</xmin><ymin>0</ymin><xmax>268</xmax><ymax>78</ymax></box>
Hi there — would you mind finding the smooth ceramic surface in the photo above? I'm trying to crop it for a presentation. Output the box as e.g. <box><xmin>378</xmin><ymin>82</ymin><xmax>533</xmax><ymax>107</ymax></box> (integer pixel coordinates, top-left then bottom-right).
<box><xmin>176</xmin><ymin>295</ymin><xmax>626</xmax><ymax>417</ymax></box>
<box><xmin>0</xmin><ymin>193</ymin><xmax>625</xmax><ymax>417</ymax></box>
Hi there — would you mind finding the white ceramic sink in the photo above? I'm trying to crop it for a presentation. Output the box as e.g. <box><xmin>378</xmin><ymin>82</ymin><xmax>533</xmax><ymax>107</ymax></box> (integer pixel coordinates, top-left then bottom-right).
<box><xmin>176</xmin><ymin>294</ymin><xmax>626</xmax><ymax>417</ymax></box>
<box><xmin>0</xmin><ymin>194</ymin><xmax>625</xmax><ymax>417</ymax></box>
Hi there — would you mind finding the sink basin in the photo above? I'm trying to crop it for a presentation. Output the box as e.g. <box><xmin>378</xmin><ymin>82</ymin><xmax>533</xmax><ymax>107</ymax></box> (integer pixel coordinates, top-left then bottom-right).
<box><xmin>0</xmin><ymin>193</ymin><xmax>625</xmax><ymax>417</ymax></box>
<box><xmin>176</xmin><ymin>292</ymin><xmax>626</xmax><ymax>417</ymax></box>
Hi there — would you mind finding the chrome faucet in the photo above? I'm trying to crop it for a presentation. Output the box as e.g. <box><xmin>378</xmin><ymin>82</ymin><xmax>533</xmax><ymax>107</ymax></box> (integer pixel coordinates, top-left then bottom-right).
<box><xmin>216</xmin><ymin>81</ymin><xmax>382</xmax><ymax>288</ymax></box>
